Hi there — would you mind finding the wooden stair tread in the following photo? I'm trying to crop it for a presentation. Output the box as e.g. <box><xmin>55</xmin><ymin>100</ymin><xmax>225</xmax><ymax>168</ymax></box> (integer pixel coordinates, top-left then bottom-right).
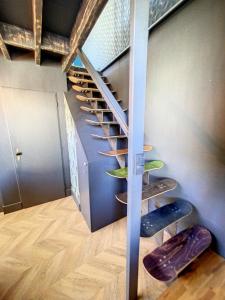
<box><xmin>68</xmin><ymin>76</ymin><xmax>110</xmax><ymax>85</ymax></box>
<box><xmin>69</xmin><ymin>69</ymin><xmax>106</xmax><ymax>79</ymax></box>
<box><xmin>116</xmin><ymin>178</ymin><xmax>177</xmax><ymax>204</ymax></box>
<box><xmin>106</xmin><ymin>160</ymin><xmax>164</xmax><ymax>178</ymax></box>
<box><xmin>140</xmin><ymin>199</ymin><xmax>192</xmax><ymax>238</ymax></box>
<box><xmin>85</xmin><ymin>119</ymin><xmax>118</xmax><ymax>126</ymax></box>
<box><xmin>76</xmin><ymin>94</ymin><xmax>121</xmax><ymax>103</ymax></box>
<box><xmin>99</xmin><ymin>145</ymin><xmax>152</xmax><ymax>156</ymax></box>
<box><xmin>69</xmin><ymin>70</ymin><xmax>89</xmax><ymax>76</ymax></box>
<box><xmin>73</xmin><ymin>84</ymin><xmax>115</xmax><ymax>94</ymax></box>
<box><xmin>143</xmin><ymin>225</ymin><xmax>212</xmax><ymax>282</ymax></box>
<box><xmin>80</xmin><ymin>106</ymin><xmax>127</xmax><ymax>113</ymax></box>
<box><xmin>76</xmin><ymin>95</ymin><xmax>104</xmax><ymax>102</ymax></box>
<box><xmin>72</xmin><ymin>85</ymin><xmax>99</xmax><ymax>93</ymax></box>
<box><xmin>91</xmin><ymin>134</ymin><xmax>126</xmax><ymax>140</ymax></box>
<box><xmin>68</xmin><ymin>76</ymin><xmax>94</xmax><ymax>84</ymax></box>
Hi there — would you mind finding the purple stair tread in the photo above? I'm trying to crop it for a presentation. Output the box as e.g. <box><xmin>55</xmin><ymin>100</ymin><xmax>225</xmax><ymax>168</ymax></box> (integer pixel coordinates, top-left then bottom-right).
<box><xmin>143</xmin><ymin>225</ymin><xmax>212</xmax><ymax>282</ymax></box>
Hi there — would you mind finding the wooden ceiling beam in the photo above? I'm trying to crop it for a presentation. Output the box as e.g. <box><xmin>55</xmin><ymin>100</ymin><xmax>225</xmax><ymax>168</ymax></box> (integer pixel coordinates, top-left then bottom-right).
<box><xmin>0</xmin><ymin>22</ymin><xmax>70</xmax><ymax>56</ymax></box>
<box><xmin>32</xmin><ymin>0</ymin><xmax>43</xmax><ymax>64</ymax></box>
<box><xmin>62</xmin><ymin>0</ymin><xmax>107</xmax><ymax>72</ymax></box>
<box><xmin>0</xmin><ymin>22</ymin><xmax>34</xmax><ymax>50</ymax></box>
<box><xmin>0</xmin><ymin>32</ymin><xmax>10</xmax><ymax>60</ymax></box>
<box><xmin>42</xmin><ymin>32</ymin><xmax>70</xmax><ymax>55</ymax></box>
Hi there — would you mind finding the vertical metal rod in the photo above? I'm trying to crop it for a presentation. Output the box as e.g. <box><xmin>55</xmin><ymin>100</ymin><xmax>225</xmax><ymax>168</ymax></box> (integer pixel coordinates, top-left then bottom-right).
<box><xmin>126</xmin><ymin>1</ymin><xmax>150</xmax><ymax>300</ymax></box>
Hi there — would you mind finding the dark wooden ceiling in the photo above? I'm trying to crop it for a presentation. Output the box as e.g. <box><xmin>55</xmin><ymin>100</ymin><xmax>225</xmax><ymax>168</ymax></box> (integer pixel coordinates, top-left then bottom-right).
<box><xmin>0</xmin><ymin>0</ymin><xmax>33</xmax><ymax>31</ymax></box>
<box><xmin>0</xmin><ymin>0</ymin><xmax>107</xmax><ymax>71</ymax></box>
<box><xmin>43</xmin><ymin>0</ymin><xmax>82</xmax><ymax>37</ymax></box>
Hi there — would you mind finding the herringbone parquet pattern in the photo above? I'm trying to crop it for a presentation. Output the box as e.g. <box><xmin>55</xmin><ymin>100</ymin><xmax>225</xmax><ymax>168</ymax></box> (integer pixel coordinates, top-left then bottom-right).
<box><xmin>0</xmin><ymin>197</ymin><xmax>224</xmax><ymax>300</ymax></box>
<box><xmin>0</xmin><ymin>197</ymin><xmax>165</xmax><ymax>300</ymax></box>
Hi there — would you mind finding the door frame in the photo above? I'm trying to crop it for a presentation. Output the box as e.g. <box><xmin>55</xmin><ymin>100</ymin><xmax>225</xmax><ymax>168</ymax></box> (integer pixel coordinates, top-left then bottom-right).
<box><xmin>0</xmin><ymin>86</ymin><xmax>70</xmax><ymax>213</ymax></box>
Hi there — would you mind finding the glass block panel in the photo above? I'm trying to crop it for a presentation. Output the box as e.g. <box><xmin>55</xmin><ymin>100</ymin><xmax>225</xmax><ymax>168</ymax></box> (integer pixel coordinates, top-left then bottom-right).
<box><xmin>64</xmin><ymin>99</ymin><xmax>80</xmax><ymax>203</ymax></box>
<box><xmin>82</xmin><ymin>0</ymin><xmax>181</xmax><ymax>71</ymax></box>
<box><xmin>82</xmin><ymin>0</ymin><xmax>130</xmax><ymax>71</ymax></box>
<box><xmin>149</xmin><ymin>0</ymin><xmax>181</xmax><ymax>26</ymax></box>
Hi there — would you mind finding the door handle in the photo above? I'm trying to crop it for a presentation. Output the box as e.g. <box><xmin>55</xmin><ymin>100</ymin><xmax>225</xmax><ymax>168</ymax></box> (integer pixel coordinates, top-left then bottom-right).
<box><xmin>16</xmin><ymin>148</ymin><xmax>22</xmax><ymax>161</ymax></box>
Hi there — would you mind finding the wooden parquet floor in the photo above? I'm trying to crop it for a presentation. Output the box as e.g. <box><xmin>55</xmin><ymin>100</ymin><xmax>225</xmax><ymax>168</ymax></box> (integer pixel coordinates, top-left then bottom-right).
<box><xmin>0</xmin><ymin>197</ymin><xmax>224</xmax><ymax>300</ymax></box>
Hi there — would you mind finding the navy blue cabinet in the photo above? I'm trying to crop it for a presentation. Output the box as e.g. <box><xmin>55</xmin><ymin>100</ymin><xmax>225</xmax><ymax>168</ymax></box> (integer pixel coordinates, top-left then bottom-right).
<box><xmin>65</xmin><ymin>89</ymin><xmax>126</xmax><ymax>232</ymax></box>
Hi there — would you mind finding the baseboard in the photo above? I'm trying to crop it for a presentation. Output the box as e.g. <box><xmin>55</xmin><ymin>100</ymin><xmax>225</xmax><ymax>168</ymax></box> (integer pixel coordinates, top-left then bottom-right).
<box><xmin>65</xmin><ymin>187</ymin><xmax>72</xmax><ymax>197</ymax></box>
<box><xmin>3</xmin><ymin>202</ymin><xmax>23</xmax><ymax>214</ymax></box>
<box><xmin>71</xmin><ymin>190</ymin><xmax>81</xmax><ymax>211</ymax></box>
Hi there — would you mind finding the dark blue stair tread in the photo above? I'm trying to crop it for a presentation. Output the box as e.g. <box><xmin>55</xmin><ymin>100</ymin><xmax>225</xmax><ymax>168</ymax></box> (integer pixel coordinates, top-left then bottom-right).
<box><xmin>141</xmin><ymin>200</ymin><xmax>193</xmax><ymax>238</ymax></box>
<box><xmin>143</xmin><ymin>225</ymin><xmax>212</xmax><ymax>282</ymax></box>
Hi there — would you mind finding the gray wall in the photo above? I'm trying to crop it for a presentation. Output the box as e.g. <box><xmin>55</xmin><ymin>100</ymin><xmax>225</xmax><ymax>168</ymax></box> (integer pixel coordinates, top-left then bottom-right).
<box><xmin>103</xmin><ymin>0</ymin><xmax>225</xmax><ymax>257</ymax></box>
<box><xmin>0</xmin><ymin>55</ymin><xmax>71</xmax><ymax>209</ymax></box>
<box><xmin>0</xmin><ymin>190</ymin><xmax>3</xmax><ymax>212</ymax></box>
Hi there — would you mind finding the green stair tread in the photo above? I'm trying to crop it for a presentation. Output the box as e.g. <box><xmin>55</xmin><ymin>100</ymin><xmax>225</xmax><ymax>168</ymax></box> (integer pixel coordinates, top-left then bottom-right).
<box><xmin>106</xmin><ymin>160</ymin><xmax>164</xmax><ymax>178</ymax></box>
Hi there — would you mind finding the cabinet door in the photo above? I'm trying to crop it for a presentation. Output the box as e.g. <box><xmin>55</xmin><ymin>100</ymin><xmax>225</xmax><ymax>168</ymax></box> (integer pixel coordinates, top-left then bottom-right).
<box><xmin>0</xmin><ymin>87</ymin><xmax>65</xmax><ymax>209</ymax></box>
<box><xmin>64</xmin><ymin>99</ymin><xmax>80</xmax><ymax>204</ymax></box>
<box><xmin>75</xmin><ymin>132</ymin><xmax>91</xmax><ymax>229</ymax></box>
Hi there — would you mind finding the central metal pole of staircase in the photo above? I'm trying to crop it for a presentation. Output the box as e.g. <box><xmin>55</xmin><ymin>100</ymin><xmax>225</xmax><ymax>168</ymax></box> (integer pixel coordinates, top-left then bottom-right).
<box><xmin>126</xmin><ymin>1</ymin><xmax>150</xmax><ymax>300</ymax></box>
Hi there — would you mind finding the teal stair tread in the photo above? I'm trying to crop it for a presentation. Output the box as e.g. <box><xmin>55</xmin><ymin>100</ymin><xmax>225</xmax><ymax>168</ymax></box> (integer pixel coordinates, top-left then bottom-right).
<box><xmin>140</xmin><ymin>199</ymin><xmax>193</xmax><ymax>238</ymax></box>
<box><xmin>143</xmin><ymin>225</ymin><xmax>212</xmax><ymax>282</ymax></box>
<box><xmin>106</xmin><ymin>160</ymin><xmax>164</xmax><ymax>178</ymax></box>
